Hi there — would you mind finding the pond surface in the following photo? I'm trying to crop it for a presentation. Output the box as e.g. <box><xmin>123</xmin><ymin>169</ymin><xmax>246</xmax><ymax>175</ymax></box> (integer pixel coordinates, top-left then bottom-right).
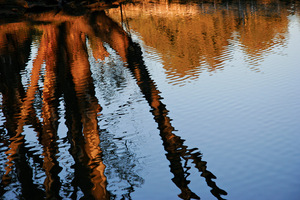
<box><xmin>0</xmin><ymin>0</ymin><xmax>300</xmax><ymax>199</ymax></box>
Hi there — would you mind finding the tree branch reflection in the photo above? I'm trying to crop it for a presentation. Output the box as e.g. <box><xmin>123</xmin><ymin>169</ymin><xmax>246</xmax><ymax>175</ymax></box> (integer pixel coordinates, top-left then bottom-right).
<box><xmin>91</xmin><ymin>10</ymin><xmax>227</xmax><ymax>200</ymax></box>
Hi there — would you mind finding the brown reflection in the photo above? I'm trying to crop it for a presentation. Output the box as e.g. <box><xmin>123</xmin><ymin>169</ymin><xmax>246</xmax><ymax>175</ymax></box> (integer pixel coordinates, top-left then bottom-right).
<box><xmin>0</xmin><ymin>8</ymin><xmax>110</xmax><ymax>200</ymax></box>
<box><xmin>107</xmin><ymin>0</ymin><xmax>290</xmax><ymax>81</ymax></box>
<box><xmin>39</xmin><ymin>25</ymin><xmax>62</xmax><ymax>199</ymax></box>
<box><xmin>0</xmin><ymin>22</ymin><xmax>45</xmax><ymax>199</ymax></box>
<box><xmin>61</xmin><ymin>18</ymin><xmax>109</xmax><ymax>199</ymax></box>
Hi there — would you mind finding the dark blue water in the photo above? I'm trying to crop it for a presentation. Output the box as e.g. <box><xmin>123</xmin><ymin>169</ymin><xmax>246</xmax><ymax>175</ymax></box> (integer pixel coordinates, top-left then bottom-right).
<box><xmin>0</xmin><ymin>0</ymin><xmax>300</xmax><ymax>199</ymax></box>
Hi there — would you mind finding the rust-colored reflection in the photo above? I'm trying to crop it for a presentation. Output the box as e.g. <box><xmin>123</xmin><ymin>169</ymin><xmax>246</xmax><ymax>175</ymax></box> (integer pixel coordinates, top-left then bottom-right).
<box><xmin>107</xmin><ymin>0</ymin><xmax>290</xmax><ymax>81</ymax></box>
<box><xmin>0</xmin><ymin>8</ymin><xmax>110</xmax><ymax>200</ymax></box>
<box><xmin>0</xmin><ymin>22</ymin><xmax>45</xmax><ymax>199</ymax></box>
<box><xmin>62</xmin><ymin>19</ymin><xmax>109</xmax><ymax>199</ymax></box>
<box><xmin>39</xmin><ymin>25</ymin><xmax>62</xmax><ymax>199</ymax></box>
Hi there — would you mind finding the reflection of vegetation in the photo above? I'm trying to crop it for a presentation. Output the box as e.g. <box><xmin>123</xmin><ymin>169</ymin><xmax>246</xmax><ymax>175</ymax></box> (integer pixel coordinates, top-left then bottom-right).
<box><xmin>0</xmin><ymin>4</ymin><xmax>229</xmax><ymax>200</ymax></box>
<box><xmin>108</xmin><ymin>0</ymin><xmax>290</xmax><ymax>82</ymax></box>
<box><xmin>0</xmin><ymin>8</ymin><xmax>142</xmax><ymax>199</ymax></box>
<box><xmin>88</xmin><ymin>44</ymin><xmax>128</xmax><ymax>104</ymax></box>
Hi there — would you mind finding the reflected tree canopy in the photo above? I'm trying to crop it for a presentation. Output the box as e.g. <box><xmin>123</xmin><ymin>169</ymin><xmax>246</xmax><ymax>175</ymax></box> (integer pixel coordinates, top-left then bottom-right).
<box><xmin>108</xmin><ymin>0</ymin><xmax>295</xmax><ymax>82</ymax></box>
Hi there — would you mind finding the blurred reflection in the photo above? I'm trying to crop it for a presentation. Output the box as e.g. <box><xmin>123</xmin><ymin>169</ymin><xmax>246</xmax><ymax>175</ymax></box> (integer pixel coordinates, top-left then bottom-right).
<box><xmin>0</xmin><ymin>22</ymin><xmax>45</xmax><ymax>199</ymax></box>
<box><xmin>107</xmin><ymin>0</ymin><xmax>292</xmax><ymax>82</ymax></box>
<box><xmin>61</xmin><ymin>19</ymin><xmax>109</xmax><ymax>199</ymax></box>
<box><xmin>0</xmin><ymin>6</ymin><xmax>227</xmax><ymax>199</ymax></box>
<box><xmin>0</xmin><ymin>0</ymin><xmax>298</xmax><ymax>199</ymax></box>
<box><xmin>39</xmin><ymin>25</ymin><xmax>62</xmax><ymax>199</ymax></box>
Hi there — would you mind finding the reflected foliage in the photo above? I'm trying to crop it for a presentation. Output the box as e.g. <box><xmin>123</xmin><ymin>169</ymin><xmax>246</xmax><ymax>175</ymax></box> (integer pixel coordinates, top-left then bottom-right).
<box><xmin>0</xmin><ymin>8</ymin><xmax>133</xmax><ymax>200</ymax></box>
<box><xmin>108</xmin><ymin>0</ymin><xmax>296</xmax><ymax>82</ymax></box>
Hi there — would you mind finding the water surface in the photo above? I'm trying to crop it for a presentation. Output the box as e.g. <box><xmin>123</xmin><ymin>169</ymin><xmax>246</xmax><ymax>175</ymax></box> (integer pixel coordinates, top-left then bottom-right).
<box><xmin>0</xmin><ymin>0</ymin><xmax>300</xmax><ymax>199</ymax></box>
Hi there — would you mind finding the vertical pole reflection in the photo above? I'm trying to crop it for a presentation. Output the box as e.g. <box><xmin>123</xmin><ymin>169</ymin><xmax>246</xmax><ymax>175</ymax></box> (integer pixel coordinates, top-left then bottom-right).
<box><xmin>59</xmin><ymin>21</ymin><xmax>109</xmax><ymax>200</ymax></box>
<box><xmin>0</xmin><ymin>25</ymin><xmax>45</xmax><ymax>199</ymax></box>
<box><xmin>39</xmin><ymin>25</ymin><xmax>62</xmax><ymax>200</ymax></box>
<box><xmin>91</xmin><ymin>10</ymin><xmax>227</xmax><ymax>199</ymax></box>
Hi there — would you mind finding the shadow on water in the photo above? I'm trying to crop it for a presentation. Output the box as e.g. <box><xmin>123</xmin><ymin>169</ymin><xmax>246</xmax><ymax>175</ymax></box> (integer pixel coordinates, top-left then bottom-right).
<box><xmin>2</xmin><ymin>0</ymin><xmax>296</xmax><ymax>199</ymax></box>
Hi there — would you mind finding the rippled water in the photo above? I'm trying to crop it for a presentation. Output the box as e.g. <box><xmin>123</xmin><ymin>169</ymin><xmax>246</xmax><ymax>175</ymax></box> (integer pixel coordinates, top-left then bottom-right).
<box><xmin>0</xmin><ymin>0</ymin><xmax>300</xmax><ymax>199</ymax></box>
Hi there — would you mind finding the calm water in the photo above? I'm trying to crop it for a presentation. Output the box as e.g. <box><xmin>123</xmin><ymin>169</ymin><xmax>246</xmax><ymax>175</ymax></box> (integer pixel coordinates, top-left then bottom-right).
<box><xmin>0</xmin><ymin>0</ymin><xmax>300</xmax><ymax>199</ymax></box>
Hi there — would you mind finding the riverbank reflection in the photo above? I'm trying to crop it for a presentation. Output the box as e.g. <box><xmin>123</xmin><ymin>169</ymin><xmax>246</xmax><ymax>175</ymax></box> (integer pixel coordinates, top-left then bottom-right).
<box><xmin>108</xmin><ymin>0</ymin><xmax>294</xmax><ymax>83</ymax></box>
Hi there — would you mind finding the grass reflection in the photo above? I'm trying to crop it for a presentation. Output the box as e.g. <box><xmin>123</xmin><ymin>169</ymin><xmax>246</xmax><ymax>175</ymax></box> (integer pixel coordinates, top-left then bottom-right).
<box><xmin>108</xmin><ymin>0</ymin><xmax>292</xmax><ymax>81</ymax></box>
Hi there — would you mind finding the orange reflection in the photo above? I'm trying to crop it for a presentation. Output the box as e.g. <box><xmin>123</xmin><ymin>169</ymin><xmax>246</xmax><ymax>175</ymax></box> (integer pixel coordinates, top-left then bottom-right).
<box><xmin>0</xmin><ymin>10</ymin><xmax>111</xmax><ymax>199</ymax></box>
<box><xmin>107</xmin><ymin>0</ymin><xmax>290</xmax><ymax>81</ymax></box>
<box><xmin>0</xmin><ymin>22</ymin><xmax>45</xmax><ymax>198</ymax></box>
<box><xmin>64</xmin><ymin>19</ymin><xmax>109</xmax><ymax>199</ymax></box>
<box><xmin>91</xmin><ymin>11</ymin><xmax>228</xmax><ymax>198</ymax></box>
<box><xmin>39</xmin><ymin>25</ymin><xmax>62</xmax><ymax>199</ymax></box>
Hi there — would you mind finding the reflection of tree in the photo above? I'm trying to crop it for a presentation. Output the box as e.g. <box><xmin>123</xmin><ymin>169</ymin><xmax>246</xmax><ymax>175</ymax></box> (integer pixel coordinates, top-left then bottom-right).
<box><xmin>107</xmin><ymin>0</ymin><xmax>290</xmax><ymax>81</ymax></box>
<box><xmin>60</xmin><ymin>19</ymin><xmax>109</xmax><ymax>199</ymax></box>
<box><xmin>0</xmin><ymin>6</ymin><xmax>229</xmax><ymax>200</ymax></box>
<box><xmin>98</xmin><ymin>129</ymin><xmax>145</xmax><ymax>199</ymax></box>
<box><xmin>126</xmin><ymin>40</ymin><xmax>227</xmax><ymax>200</ymax></box>
<box><xmin>0</xmin><ymin>8</ymin><xmax>142</xmax><ymax>200</ymax></box>
<box><xmin>1</xmin><ymin>1</ymin><xmax>294</xmax><ymax>198</ymax></box>
<box><xmin>0</xmin><ymin>23</ymin><xmax>45</xmax><ymax>199</ymax></box>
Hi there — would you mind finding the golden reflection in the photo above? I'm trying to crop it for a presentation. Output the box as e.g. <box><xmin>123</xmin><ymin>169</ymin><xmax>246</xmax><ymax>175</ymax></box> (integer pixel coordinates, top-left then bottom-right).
<box><xmin>39</xmin><ymin>25</ymin><xmax>62</xmax><ymax>199</ymax></box>
<box><xmin>107</xmin><ymin>0</ymin><xmax>290</xmax><ymax>81</ymax></box>
<box><xmin>3</xmin><ymin>26</ymin><xmax>47</xmax><ymax>185</ymax></box>
<box><xmin>0</xmin><ymin>6</ymin><xmax>228</xmax><ymax>198</ymax></box>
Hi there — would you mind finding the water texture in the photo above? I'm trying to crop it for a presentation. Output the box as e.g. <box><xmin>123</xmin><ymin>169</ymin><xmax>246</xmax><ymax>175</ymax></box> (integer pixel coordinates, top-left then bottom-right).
<box><xmin>0</xmin><ymin>0</ymin><xmax>300</xmax><ymax>199</ymax></box>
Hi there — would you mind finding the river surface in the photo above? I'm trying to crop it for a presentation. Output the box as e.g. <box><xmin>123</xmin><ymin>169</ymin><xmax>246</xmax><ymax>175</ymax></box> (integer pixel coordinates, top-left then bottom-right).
<box><xmin>0</xmin><ymin>0</ymin><xmax>300</xmax><ymax>199</ymax></box>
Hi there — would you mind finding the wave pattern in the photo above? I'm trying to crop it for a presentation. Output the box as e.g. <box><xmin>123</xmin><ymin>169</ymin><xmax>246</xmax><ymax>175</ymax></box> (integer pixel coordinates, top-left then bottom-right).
<box><xmin>0</xmin><ymin>0</ymin><xmax>300</xmax><ymax>200</ymax></box>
